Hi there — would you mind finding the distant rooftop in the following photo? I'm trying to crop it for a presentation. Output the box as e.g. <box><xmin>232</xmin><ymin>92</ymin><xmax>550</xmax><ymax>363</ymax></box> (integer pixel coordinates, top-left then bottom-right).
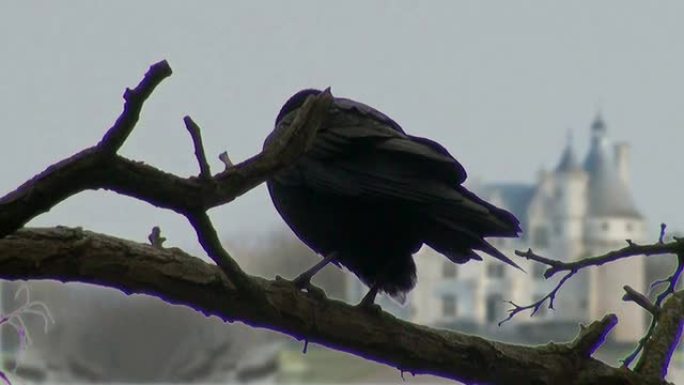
<box><xmin>583</xmin><ymin>114</ymin><xmax>641</xmax><ymax>218</ymax></box>
<box><xmin>479</xmin><ymin>183</ymin><xmax>535</xmax><ymax>227</ymax></box>
<box><xmin>556</xmin><ymin>139</ymin><xmax>580</xmax><ymax>173</ymax></box>
<box><xmin>479</xmin><ymin>113</ymin><xmax>641</xmax><ymax>222</ymax></box>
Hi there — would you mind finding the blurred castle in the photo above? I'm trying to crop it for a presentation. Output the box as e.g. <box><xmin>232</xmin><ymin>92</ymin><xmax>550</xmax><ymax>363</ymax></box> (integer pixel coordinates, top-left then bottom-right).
<box><xmin>356</xmin><ymin>114</ymin><xmax>647</xmax><ymax>343</ymax></box>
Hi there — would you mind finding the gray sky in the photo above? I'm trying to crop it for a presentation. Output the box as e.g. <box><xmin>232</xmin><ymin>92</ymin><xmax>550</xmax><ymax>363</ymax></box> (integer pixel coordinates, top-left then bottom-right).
<box><xmin>2</xmin><ymin>1</ymin><xmax>683</xmax><ymax>255</ymax></box>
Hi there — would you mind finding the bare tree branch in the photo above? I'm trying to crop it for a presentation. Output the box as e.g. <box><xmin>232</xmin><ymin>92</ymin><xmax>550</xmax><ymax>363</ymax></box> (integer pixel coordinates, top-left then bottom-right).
<box><xmin>623</xmin><ymin>285</ymin><xmax>658</xmax><ymax>316</ymax></box>
<box><xmin>0</xmin><ymin>227</ymin><xmax>667</xmax><ymax>385</ymax></box>
<box><xmin>569</xmin><ymin>315</ymin><xmax>618</xmax><ymax>357</ymax></box>
<box><xmin>516</xmin><ymin>241</ymin><xmax>684</xmax><ymax>281</ymax></box>
<box><xmin>0</xmin><ymin>65</ymin><xmax>332</xmax><ymax>239</ymax></box>
<box><xmin>622</xmin><ymin>250</ymin><xmax>684</xmax><ymax>370</ymax></box>
<box><xmin>147</xmin><ymin>226</ymin><xmax>166</xmax><ymax>249</ymax></box>
<box><xmin>184</xmin><ymin>210</ymin><xmax>250</xmax><ymax>290</ymax></box>
<box><xmin>218</xmin><ymin>151</ymin><xmax>233</xmax><ymax>170</ymax></box>
<box><xmin>652</xmin><ymin>253</ymin><xmax>684</xmax><ymax>308</ymax></box>
<box><xmin>98</xmin><ymin>60</ymin><xmax>173</xmax><ymax>153</ymax></box>
<box><xmin>635</xmin><ymin>290</ymin><xmax>684</xmax><ymax>379</ymax></box>
<box><xmin>514</xmin><ymin>243</ymin><xmax>684</xmax><ymax>375</ymax></box>
<box><xmin>509</xmin><ymin>241</ymin><xmax>684</xmax><ymax>323</ymax></box>
<box><xmin>183</xmin><ymin>116</ymin><xmax>212</xmax><ymax>179</ymax></box>
<box><xmin>499</xmin><ymin>269</ymin><xmax>576</xmax><ymax>325</ymax></box>
<box><xmin>659</xmin><ymin>223</ymin><xmax>667</xmax><ymax>244</ymax></box>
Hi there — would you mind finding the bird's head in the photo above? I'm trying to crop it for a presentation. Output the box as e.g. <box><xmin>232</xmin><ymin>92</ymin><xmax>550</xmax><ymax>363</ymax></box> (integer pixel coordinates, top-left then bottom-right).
<box><xmin>275</xmin><ymin>88</ymin><xmax>322</xmax><ymax>125</ymax></box>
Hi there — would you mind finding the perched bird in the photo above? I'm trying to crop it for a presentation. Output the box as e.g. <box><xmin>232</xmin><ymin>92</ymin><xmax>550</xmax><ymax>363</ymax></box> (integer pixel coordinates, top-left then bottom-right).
<box><xmin>266</xmin><ymin>89</ymin><xmax>521</xmax><ymax>307</ymax></box>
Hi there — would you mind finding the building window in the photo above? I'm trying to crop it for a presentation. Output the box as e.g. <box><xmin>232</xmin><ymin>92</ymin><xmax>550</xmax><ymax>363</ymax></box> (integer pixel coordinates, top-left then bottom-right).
<box><xmin>532</xmin><ymin>263</ymin><xmax>546</xmax><ymax>280</ymax></box>
<box><xmin>442</xmin><ymin>262</ymin><xmax>457</xmax><ymax>279</ymax></box>
<box><xmin>487</xmin><ymin>263</ymin><xmax>505</xmax><ymax>279</ymax></box>
<box><xmin>533</xmin><ymin>227</ymin><xmax>549</xmax><ymax>248</ymax></box>
<box><xmin>442</xmin><ymin>295</ymin><xmax>457</xmax><ymax>317</ymax></box>
<box><xmin>486</xmin><ymin>294</ymin><xmax>503</xmax><ymax>323</ymax></box>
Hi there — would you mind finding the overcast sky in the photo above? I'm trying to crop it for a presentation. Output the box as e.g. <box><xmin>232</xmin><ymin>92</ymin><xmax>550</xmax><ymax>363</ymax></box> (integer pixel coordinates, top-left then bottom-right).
<box><xmin>2</xmin><ymin>1</ymin><xmax>683</xmax><ymax>255</ymax></box>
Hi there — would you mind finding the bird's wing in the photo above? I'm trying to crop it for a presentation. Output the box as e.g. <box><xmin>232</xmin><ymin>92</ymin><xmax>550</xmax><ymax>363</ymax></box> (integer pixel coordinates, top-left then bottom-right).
<box><xmin>272</xmin><ymin>95</ymin><xmax>521</xmax><ymax>268</ymax></box>
<box><xmin>304</xmin><ymin>97</ymin><xmax>467</xmax><ymax>181</ymax></box>
<box><xmin>275</xmin><ymin>98</ymin><xmax>512</xmax><ymax>232</ymax></box>
<box><xmin>292</xmin><ymin>135</ymin><xmax>521</xmax><ymax>266</ymax></box>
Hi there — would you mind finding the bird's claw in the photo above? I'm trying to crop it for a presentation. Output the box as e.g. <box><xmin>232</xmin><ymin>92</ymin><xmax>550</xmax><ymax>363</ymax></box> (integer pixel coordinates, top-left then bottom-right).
<box><xmin>292</xmin><ymin>274</ymin><xmax>311</xmax><ymax>290</ymax></box>
<box><xmin>292</xmin><ymin>275</ymin><xmax>327</xmax><ymax>300</ymax></box>
<box><xmin>305</xmin><ymin>284</ymin><xmax>326</xmax><ymax>300</ymax></box>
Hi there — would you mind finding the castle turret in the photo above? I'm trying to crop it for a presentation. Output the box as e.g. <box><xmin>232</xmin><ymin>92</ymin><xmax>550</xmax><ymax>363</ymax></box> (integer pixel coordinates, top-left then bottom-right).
<box><xmin>614</xmin><ymin>142</ymin><xmax>630</xmax><ymax>186</ymax></box>
<box><xmin>582</xmin><ymin>114</ymin><xmax>645</xmax><ymax>343</ymax></box>
<box><xmin>584</xmin><ymin>115</ymin><xmax>640</xmax><ymax>220</ymax></box>
<box><xmin>552</xmin><ymin>136</ymin><xmax>588</xmax><ymax>261</ymax></box>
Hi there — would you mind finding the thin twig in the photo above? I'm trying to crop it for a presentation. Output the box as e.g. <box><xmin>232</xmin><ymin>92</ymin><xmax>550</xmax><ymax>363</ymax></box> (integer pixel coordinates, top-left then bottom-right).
<box><xmin>98</xmin><ymin>60</ymin><xmax>173</xmax><ymax>153</ymax></box>
<box><xmin>623</xmin><ymin>285</ymin><xmax>659</xmax><ymax>316</ymax></box>
<box><xmin>622</xmin><ymin>318</ymin><xmax>658</xmax><ymax>368</ymax></box>
<box><xmin>515</xmin><ymin>239</ymin><xmax>684</xmax><ymax>280</ymax></box>
<box><xmin>515</xmin><ymin>248</ymin><xmax>566</xmax><ymax>277</ymax></box>
<box><xmin>148</xmin><ymin>226</ymin><xmax>166</xmax><ymax>249</ymax></box>
<box><xmin>654</xmin><ymin>253</ymin><xmax>684</xmax><ymax>307</ymax></box>
<box><xmin>508</xmin><ymin>237</ymin><xmax>684</xmax><ymax>323</ymax></box>
<box><xmin>0</xmin><ymin>371</ymin><xmax>10</xmax><ymax>385</ymax></box>
<box><xmin>183</xmin><ymin>116</ymin><xmax>212</xmax><ymax>179</ymax></box>
<box><xmin>184</xmin><ymin>211</ymin><xmax>248</xmax><ymax>290</ymax></box>
<box><xmin>499</xmin><ymin>269</ymin><xmax>576</xmax><ymax>325</ymax></box>
<box><xmin>219</xmin><ymin>151</ymin><xmax>234</xmax><ymax>170</ymax></box>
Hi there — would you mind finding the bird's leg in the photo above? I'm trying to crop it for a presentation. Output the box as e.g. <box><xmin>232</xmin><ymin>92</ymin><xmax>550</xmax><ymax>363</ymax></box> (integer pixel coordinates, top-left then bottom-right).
<box><xmin>293</xmin><ymin>252</ymin><xmax>338</xmax><ymax>291</ymax></box>
<box><xmin>357</xmin><ymin>283</ymin><xmax>382</xmax><ymax>312</ymax></box>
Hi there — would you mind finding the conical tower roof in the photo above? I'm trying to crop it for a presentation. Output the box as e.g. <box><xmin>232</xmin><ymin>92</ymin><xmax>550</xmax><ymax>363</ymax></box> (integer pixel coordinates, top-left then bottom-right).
<box><xmin>583</xmin><ymin>114</ymin><xmax>641</xmax><ymax>218</ymax></box>
<box><xmin>556</xmin><ymin>133</ymin><xmax>580</xmax><ymax>172</ymax></box>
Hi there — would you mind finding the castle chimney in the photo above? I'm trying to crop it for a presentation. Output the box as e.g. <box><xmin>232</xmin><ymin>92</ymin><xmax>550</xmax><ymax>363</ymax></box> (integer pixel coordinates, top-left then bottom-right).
<box><xmin>614</xmin><ymin>142</ymin><xmax>630</xmax><ymax>186</ymax></box>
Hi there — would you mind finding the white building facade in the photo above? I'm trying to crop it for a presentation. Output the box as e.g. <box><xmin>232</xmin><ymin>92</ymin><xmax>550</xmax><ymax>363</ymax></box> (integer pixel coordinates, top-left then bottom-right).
<box><xmin>410</xmin><ymin>114</ymin><xmax>647</xmax><ymax>342</ymax></box>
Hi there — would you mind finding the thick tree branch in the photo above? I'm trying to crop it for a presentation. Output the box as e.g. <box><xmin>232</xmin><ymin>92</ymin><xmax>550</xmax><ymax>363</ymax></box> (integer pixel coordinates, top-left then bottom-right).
<box><xmin>0</xmin><ymin>227</ymin><xmax>666</xmax><ymax>385</ymax></box>
<box><xmin>636</xmin><ymin>290</ymin><xmax>684</xmax><ymax>379</ymax></box>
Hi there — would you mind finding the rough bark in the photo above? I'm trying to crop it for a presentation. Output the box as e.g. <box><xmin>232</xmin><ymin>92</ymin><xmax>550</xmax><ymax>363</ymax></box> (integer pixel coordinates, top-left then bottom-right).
<box><xmin>0</xmin><ymin>227</ymin><xmax>665</xmax><ymax>385</ymax></box>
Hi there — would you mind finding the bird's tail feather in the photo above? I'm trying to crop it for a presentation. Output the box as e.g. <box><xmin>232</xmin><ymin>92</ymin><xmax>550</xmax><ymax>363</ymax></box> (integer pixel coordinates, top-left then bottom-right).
<box><xmin>423</xmin><ymin>217</ymin><xmax>523</xmax><ymax>271</ymax></box>
<box><xmin>477</xmin><ymin>239</ymin><xmax>524</xmax><ymax>271</ymax></box>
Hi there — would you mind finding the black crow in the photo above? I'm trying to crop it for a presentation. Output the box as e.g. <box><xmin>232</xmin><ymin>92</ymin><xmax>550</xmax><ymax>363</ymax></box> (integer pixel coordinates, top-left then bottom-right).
<box><xmin>266</xmin><ymin>89</ymin><xmax>521</xmax><ymax>307</ymax></box>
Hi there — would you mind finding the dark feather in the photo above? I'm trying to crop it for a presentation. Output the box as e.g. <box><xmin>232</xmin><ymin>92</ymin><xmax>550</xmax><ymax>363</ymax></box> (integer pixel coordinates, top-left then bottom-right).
<box><xmin>267</xmin><ymin>89</ymin><xmax>521</xmax><ymax>298</ymax></box>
